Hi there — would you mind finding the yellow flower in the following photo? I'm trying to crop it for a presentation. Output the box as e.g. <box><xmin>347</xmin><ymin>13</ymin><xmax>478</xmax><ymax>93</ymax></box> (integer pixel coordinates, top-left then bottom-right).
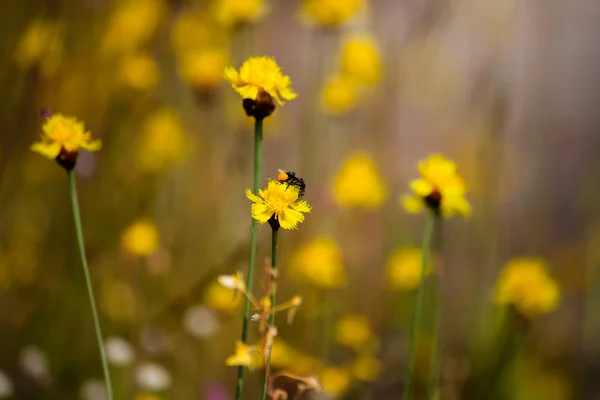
<box><xmin>102</xmin><ymin>0</ymin><xmax>164</xmax><ymax>55</ymax></box>
<box><xmin>290</xmin><ymin>236</ymin><xmax>346</xmax><ymax>288</ymax></box>
<box><xmin>119</xmin><ymin>53</ymin><xmax>159</xmax><ymax>91</ymax></box>
<box><xmin>335</xmin><ymin>315</ymin><xmax>373</xmax><ymax>351</ymax></box>
<box><xmin>171</xmin><ymin>10</ymin><xmax>222</xmax><ymax>54</ymax></box>
<box><xmin>31</xmin><ymin>114</ymin><xmax>101</xmax><ymax>160</ymax></box>
<box><xmin>215</xmin><ymin>0</ymin><xmax>265</xmax><ymax>26</ymax></box>
<box><xmin>340</xmin><ymin>34</ymin><xmax>382</xmax><ymax>86</ymax></box>
<box><xmin>225</xmin><ymin>341</ymin><xmax>262</xmax><ymax>369</ymax></box>
<box><xmin>246</xmin><ymin>180</ymin><xmax>312</xmax><ymax>230</ymax></box>
<box><xmin>321</xmin><ymin>74</ymin><xmax>359</xmax><ymax>115</ymax></box>
<box><xmin>178</xmin><ymin>48</ymin><xmax>229</xmax><ymax>90</ymax></box>
<box><xmin>224</xmin><ymin>56</ymin><xmax>297</xmax><ymax>106</ymax></box>
<box><xmin>402</xmin><ymin>154</ymin><xmax>471</xmax><ymax>218</ymax></box>
<box><xmin>121</xmin><ymin>220</ymin><xmax>159</xmax><ymax>256</ymax></box>
<box><xmin>203</xmin><ymin>280</ymin><xmax>242</xmax><ymax>312</ymax></box>
<box><xmin>301</xmin><ymin>0</ymin><xmax>363</xmax><ymax>26</ymax></box>
<box><xmin>350</xmin><ymin>356</ymin><xmax>382</xmax><ymax>381</ymax></box>
<box><xmin>333</xmin><ymin>153</ymin><xmax>387</xmax><ymax>209</ymax></box>
<box><xmin>269</xmin><ymin>339</ymin><xmax>297</xmax><ymax>368</ymax></box>
<box><xmin>494</xmin><ymin>258</ymin><xmax>560</xmax><ymax>318</ymax></box>
<box><xmin>386</xmin><ymin>246</ymin><xmax>432</xmax><ymax>291</ymax></box>
<box><xmin>14</xmin><ymin>19</ymin><xmax>63</xmax><ymax>76</ymax></box>
<box><xmin>134</xmin><ymin>394</ymin><xmax>161</xmax><ymax>400</ymax></box>
<box><xmin>135</xmin><ymin>108</ymin><xmax>188</xmax><ymax>172</ymax></box>
<box><xmin>319</xmin><ymin>366</ymin><xmax>351</xmax><ymax>397</ymax></box>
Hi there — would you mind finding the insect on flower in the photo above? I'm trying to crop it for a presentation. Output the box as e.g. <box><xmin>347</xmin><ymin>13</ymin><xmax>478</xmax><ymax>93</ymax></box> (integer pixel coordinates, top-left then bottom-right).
<box><xmin>277</xmin><ymin>169</ymin><xmax>306</xmax><ymax>199</ymax></box>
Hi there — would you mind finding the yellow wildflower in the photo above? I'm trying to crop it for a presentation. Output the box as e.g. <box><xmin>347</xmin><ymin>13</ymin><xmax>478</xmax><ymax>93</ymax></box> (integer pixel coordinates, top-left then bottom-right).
<box><xmin>335</xmin><ymin>315</ymin><xmax>373</xmax><ymax>351</ymax></box>
<box><xmin>269</xmin><ymin>339</ymin><xmax>297</xmax><ymax>368</ymax></box>
<box><xmin>135</xmin><ymin>108</ymin><xmax>188</xmax><ymax>172</ymax></box>
<box><xmin>119</xmin><ymin>53</ymin><xmax>159</xmax><ymax>91</ymax></box>
<box><xmin>14</xmin><ymin>19</ymin><xmax>63</xmax><ymax>76</ymax></box>
<box><xmin>224</xmin><ymin>56</ymin><xmax>297</xmax><ymax>106</ymax></box>
<box><xmin>171</xmin><ymin>10</ymin><xmax>221</xmax><ymax>54</ymax></box>
<box><xmin>290</xmin><ymin>236</ymin><xmax>346</xmax><ymax>288</ymax></box>
<box><xmin>321</xmin><ymin>74</ymin><xmax>359</xmax><ymax>115</ymax></box>
<box><xmin>215</xmin><ymin>0</ymin><xmax>265</xmax><ymax>26</ymax></box>
<box><xmin>319</xmin><ymin>366</ymin><xmax>351</xmax><ymax>397</ymax></box>
<box><xmin>340</xmin><ymin>34</ymin><xmax>382</xmax><ymax>86</ymax></box>
<box><xmin>203</xmin><ymin>280</ymin><xmax>242</xmax><ymax>312</ymax></box>
<box><xmin>494</xmin><ymin>258</ymin><xmax>560</xmax><ymax>318</ymax></box>
<box><xmin>102</xmin><ymin>0</ymin><xmax>164</xmax><ymax>55</ymax></box>
<box><xmin>402</xmin><ymin>154</ymin><xmax>471</xmax><ymax>218</ymax></box>
<box><xmin>121</xmin><ymin>220</ymin><xmax>159</xmax><ymax>256</ymax></box>
<box><xmin>386</xmin><ymin>246</ymin><xmax>432</xmax><ymax>290</ymax></box>
<box><xmin>246</xmin><ymin>180</ymin><xmax>312</xmax><ymax>230</ymax></box>
<box><xmin>31</xmin><ymin>114</ymin><xmax>101</xmax><ymax>163</ymax></box>
<box><xmin>301</xmin><ymin>0</ymin><xmax>363</xmax><ymax>26</ymax></box>
<box><xmin>178</xmin><ymin>48</ymin><xmax>229</xmax><ymax>90</ymax></box>
<box><xmin>333</xmin><ymin>153</ymin><xmax>387</xmax><ymax>209</ymax></box>
<box><xmin>350</xmin><ymin>356</ymin><xmax>382</xmax><ymax>381</ymax></box>
<box><xmin>225</xmin><ymin>341</ymin><xmax>262</xmax><ymax>369</ymax></box>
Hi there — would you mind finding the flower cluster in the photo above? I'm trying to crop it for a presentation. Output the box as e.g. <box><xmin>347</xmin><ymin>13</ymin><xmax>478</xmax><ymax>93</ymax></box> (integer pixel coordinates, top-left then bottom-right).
<box><xmin>402</xmin><ymin>154</ymin><xmax>471</xmax><ymax>218</ymax></box>
<box><xmin>246</xmin><ymin>179</ymin><xmax>311</xmax><ymax>231</ymax></box>
<box><xmin>494</xmin><ymin>258</ymin><xmax>560</xmax><ymax>318</ymax></box>
<box><xmin>224</xmin><ymin>56</ymin><xmax>297</xmax><ymax>119</ymax></box>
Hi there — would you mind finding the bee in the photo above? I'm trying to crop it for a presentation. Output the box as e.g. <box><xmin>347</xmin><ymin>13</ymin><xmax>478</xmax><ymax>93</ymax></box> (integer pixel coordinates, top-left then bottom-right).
<box><xmin>277</xmin><ymin>169</ymin><xmax>306</xmax><ymax>199</ymax></box>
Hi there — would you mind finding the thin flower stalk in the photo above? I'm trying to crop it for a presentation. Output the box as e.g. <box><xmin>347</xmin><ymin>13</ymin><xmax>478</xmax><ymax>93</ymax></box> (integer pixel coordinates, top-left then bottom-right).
<box><xmin>261</xmin><ymin>229</ymin><xmax>279</xmax><ymax>400</ymax></box>
<box><xmin>403</xmin><ymin>210</ymin><xmax>436</xmax><ymax>400</ymax></box>
<box><xmin>236</xmin><ymin>118</ymin><xmax>263</xmax><ymax>400</ymax></box>
<box><xmin>69</xmin><ymin>171</ymin><xmax>113</xmax><ymax>400</ymax></box>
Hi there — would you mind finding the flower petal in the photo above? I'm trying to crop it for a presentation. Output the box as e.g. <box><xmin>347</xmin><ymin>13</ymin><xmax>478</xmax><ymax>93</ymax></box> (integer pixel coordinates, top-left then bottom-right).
<box><xmin>409</xmin><ymin>179</ymin><xmax>434</xmax><ymax>196</ymax></box>
<box><xmin>402</xmin><ymin>195</ymin><xmax>424</xmax><ymax>214</ymax></box>
<box><xmin>278</xmin><ymin>208</ymin><xmax>305</xmax><ymax>230</ymax></box>
<box><xmin>251</xmin><ymin>203</ymin><xmax>275</xmax><ymax>223</ymax></box>
<box><xmin>31</xmin><ymin>141</ymin><xmax>61</xmax><ymax>159</ymax></box>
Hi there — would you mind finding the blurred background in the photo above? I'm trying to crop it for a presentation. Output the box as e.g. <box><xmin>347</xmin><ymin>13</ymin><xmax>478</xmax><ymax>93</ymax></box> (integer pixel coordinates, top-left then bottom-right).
<box><xmin>2</xmin><ymin>0</ymin><xmax>600</xmax><ymax>399</ymax></box>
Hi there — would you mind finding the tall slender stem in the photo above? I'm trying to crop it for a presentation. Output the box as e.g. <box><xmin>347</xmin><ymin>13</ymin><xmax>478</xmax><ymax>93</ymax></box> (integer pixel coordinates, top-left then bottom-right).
<box><xmin>429</xmin><ymin>274</ymin><xmax>441</xmax><ymax>400</ymax></box>
<box><xmin>404</xmin><ymin>211</ymin><xmax>436</xmax><ymax>400</ymax></box>
<box><xmin>68</xmin><ymin>171</ymin><xmax>113</xmax><ymax>400</ymax></box>
<box><xmin>235</xmin><ymin>118</ymin><xmax>264</xmax><ymax>400</ymax></box>
<box><xmin>261</xmin><ymin>229</ymin><xmax>278</xmax><ymax>400</ymax></box>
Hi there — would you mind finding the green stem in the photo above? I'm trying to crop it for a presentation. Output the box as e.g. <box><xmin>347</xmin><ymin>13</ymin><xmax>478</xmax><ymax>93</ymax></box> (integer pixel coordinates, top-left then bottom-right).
<box><xmin>261</xmin><ymin>229</ymin><xmax>278</xmax><ymax>400</ymax></box>
<box><xmin>404</xmin><ymin>211</ymin><xmax>436</xmax><ymax>400</ymax></box>
<box><xmin>429</xmin><ymin>274</ymin><xmax>441</xmax><ymax>400</ymax></box>
<box><xmin>68</xmin><ymin>171</ymin><xmax>113</xmax><ymax>400</ymax></box>
<box><xmin>235</xmin><ymin>118</ymin><xmax>264</xmax><ymax>400</ymax></box>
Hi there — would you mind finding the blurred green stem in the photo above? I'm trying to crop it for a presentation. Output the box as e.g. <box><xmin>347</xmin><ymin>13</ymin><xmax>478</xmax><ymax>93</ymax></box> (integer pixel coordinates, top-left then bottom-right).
<box><xmin>68</xmin><ymin>171</ymin><xmax>113</xmax><ymax>400</ymax></box>
<box><xmin>236</xmin><ymin>118</ymin><xmax>263</xmax><ymax>400</ymax></box>
<box><xmin>261</xmin><ymin>229</ymin><xmax>278</xmax><ymax>400</ymax></box>
<box><xmin>404</xmin><ymin>211</ymin><xmax>436</xmax><ymax>400</ymax></box>
<box><xmin>429</xmin><ymin>275</ymin><xmax>441</xmax><ymax>400</ymax></box>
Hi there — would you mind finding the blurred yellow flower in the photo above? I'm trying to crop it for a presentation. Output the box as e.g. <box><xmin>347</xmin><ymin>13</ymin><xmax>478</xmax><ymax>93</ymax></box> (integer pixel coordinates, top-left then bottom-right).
<box><xmin>178</xmin><ymin>48</ymin><xmax>229</xmax><ymax>90</ymax></box>
<box><xmin>301</xmin><ymin>0</ymin><xmax>363</xmax><ymax>26</ymax></box>
<box><xmin>14</xmin><ymin>19</ymin><xmax>63</xmax><ymax>76</ymax></box>
<box><xmin>102</xmin><ymin>0</ymin><xmax>164</xmax><ymax>55</ymax></box>
<box><xmin>121</xmin><ymin>220</ymin><xmax>159</xmax><ymax>256</ymax></box>
<box><xmin>246</xmin><ymin>180</ymin><xmax>312</xmax><ymax>230</ymax></box>
<box><xmin>101</xmin><ymin>280</ymin><xmax>136</xmax><ymax>321</ymax></box>
<box><xmin>494</xmin><ymin>258</ymin><xmax>560</xmax><ymax>318</ymax></box>
<box><xmin>171</xmin><ymin>11</ymin><xmax>218</xmax><ymax>54</ymax></box>
<box><xmin>215</xmin><ymin>0</ymin><xmax>265</xmax><ymax>26</ymax></box>
<box><xmin>269</xmin><ymin>339</ymin><xmax>297</xmax><ymax>368</ymax></box>
<box><xmin>402</xmin><ymin>154</ymin><xmax>471</xmax><ymax>218</ymax></box>
<box><xmin>333</xmin><ymin>153</ymin><xmax>387</xmax><ymax>209</ymax></box>
<box><xmin>292</xmin><ymin>354</ymin><xmax>322</xmax><ymax>375</ymax></box>
<box><xmin>350</xmin><ymin>356</ymin><xmax>382</xmax><ymax>381</ymax></box>
<box><xmin>335</xmin><ymin>315</ymin><xmax>373</xmax><ymax>351</ymax></box>
<box><xmin>119</xmin><ymin>53</ymin><xmax>159</xmax><ymax>91</ymax></box>
<box><xmin>224</xmin><ymin>56</ymin><xmax>297</xmax><ymax>106</ymax></box>
<box><xmin>319</xmin><ymin>366</ymin><xmax>351</xmax><ymax>397</ymax></box>
<box><xmin>321</xmin><ymin>74</ymin><xmax>359</xmax><ymax>115</ymax></box>
<box><xmin>340</xmin><ymin>34</ymin><xmax>382</xmax><ymax>86</ymax></box>
<box><xmin>203</xmin><ymin>280</ymin><xmax>242</xmax><ymax>312</ymax></box>
<box><xmin>291</xmin><ymin>236</ymin><xmax>346</xmax><ymax>288</ymax></box>
<box><xmin>135</xmin><ymin>108</ymin><xmax>188</xmax><ymax>172</ymax></box>
<box><xmin>225</xmin><ymin>341</ymin><xmax>262</xmax><ymax>369</ymax></box>
<box><xmin>31</xmin><ymin>114</ymin><xmax>101</xmax><ymax>160</ymax></box>
<box><xmin>134</xmin><ymin>394</ymin><xmax>160</xmax><ymax>400</ymax></box>
<box><xmin>386</xmin><ymin>246</ymin><xmax>432</xmax><ymax>291</ymax></box>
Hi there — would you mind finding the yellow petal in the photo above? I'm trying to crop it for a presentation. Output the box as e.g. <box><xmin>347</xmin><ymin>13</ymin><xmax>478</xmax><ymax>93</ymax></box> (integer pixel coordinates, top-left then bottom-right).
<box><xmin>409</xmin><ymin>179</ymin><xmax>434</xmax><ymax>196</ymax></box>
<box><xmin>402</xmin><ymin>195</ymin><xmax>424</xmax><ymax>214</ymax></box>
<box><xmin>224</xmin><ymin>67</ymin><xmax>239</xmax><ymax>85</ymax></box>
<box><xmin>245</xmin><ymin>188</ymin><xmax>263</xmax><ymax>203</ymax></box>
<box><xmin>278</xmin><ymin>209</ymin><xmax>304</xmax><ymax>230</ymax></box>
<box><xmin>31</xmin><ymin>141</ymin><xmax>61</xmax><ymax>159</ymax></box>
<box><xmin>251</xmin><ymin>203</ymin><xmax>275</xmax><ymax>223</ymax></box>
<box><xmin>291</xmin><ymin>200</ymin><xmax>312</xmax><ymax>213</ymax></box>
<box><xmin>80</xmin><ymin>137</ymin><xmax>102</xmax><ymax>151</ymax></box>
<box><xmin>279</xmin><ymin>87</ymin><xmax>297</xmax><ymax>100</ymax></box>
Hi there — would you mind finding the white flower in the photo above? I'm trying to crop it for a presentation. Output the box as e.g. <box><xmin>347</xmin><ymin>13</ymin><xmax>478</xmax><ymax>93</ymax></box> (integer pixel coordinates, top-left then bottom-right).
<box><xmin>19</xmin><ymin>346</ymin><xmax>50</xmax><ymax>380</ymax></box>
<box><xmin>0</xmin><ymin>370</ymin><xmax>14</xmax><ymax>399</ymax></box>
<box><xmin>104</xmin><ymin>337</ymin><xmax>135</xmax><ymax>366</ymax></box>
<box><xmin>217</xmin><ymin>271</ymin><xmax>245</xmax><ymax>291</ymax></box>
<box><xmin>135</xmin><ymin>362</ymin><xmax>172</xmax><ymax>391</ymax></box>
<box><xmin>80</xmin><ymin>379</ymin><xmax>106</xmax><ymax>400</ymax></box>
<box><xmin>183</xmin><ymin>305</ymin><xmax>219</xmax><ymax>338</ymax></box>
